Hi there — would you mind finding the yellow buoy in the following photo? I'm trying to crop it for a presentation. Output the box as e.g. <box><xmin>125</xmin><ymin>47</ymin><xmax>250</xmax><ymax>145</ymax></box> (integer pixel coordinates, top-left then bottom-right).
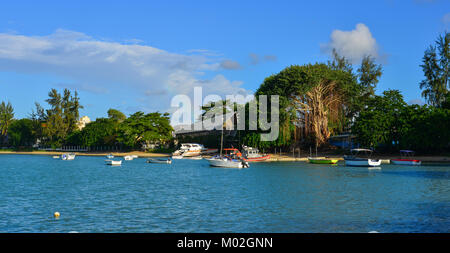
<box><xmin>54</xmin><ymin>212</ymin><xmax>60</xmax><ymax>219</ymax></box>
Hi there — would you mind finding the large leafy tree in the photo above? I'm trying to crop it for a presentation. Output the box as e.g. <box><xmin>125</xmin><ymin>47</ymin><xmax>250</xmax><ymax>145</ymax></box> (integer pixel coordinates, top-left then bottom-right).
<box><xmin>247</xmin><ymin>63</ymin><xmax>362</xmax><ymax>148</ymax></box>
<box><xmin>420</xmin><ymin>32</ymin><xmax>449</xmax><ymax>108</ymax></box>
<box><xmin>117</xmin><ymin>111</ymin><xmax>173</xmax><ymax>148</ymax></box>
<box><xmin>0</xmin><ymin>101</ymin><xmax>14</xmax><ymax>145</ymax></box>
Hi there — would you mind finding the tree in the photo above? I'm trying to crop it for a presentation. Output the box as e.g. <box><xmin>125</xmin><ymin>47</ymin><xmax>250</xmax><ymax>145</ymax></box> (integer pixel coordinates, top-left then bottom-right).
<box><xmin>42</xmin><ymin>88</ymin><xmax>83</xmax><ymax>147</ymax></box>
<box><xmin>0</xmin><ymin>101</ymin><xmax>14</xmax><ymax>145</ymax></box>
<box><xmin>107</xmin><ymin>108</ymin><xmax>126</xmax><ymax>123</ymax></box>
<box><xmin>420</xmin><ymin>32</ymin><xmax>449</xmax><ymax>108</ymax></box>
<box><xmin>8</xmin><ymin>119</ymin><xmax>35</xmax><ymax>148</ymax></box>
<box><xmin>117</xmin><ymin>111</ymin><xmax>173</xmax><ymax>149</ymax></box>
<box><xmin>357</xmin><ymin>55</ymin><xmax>383</xmax><ymax>97</ymax></box>
<box><xmin>66</xmin><ymin>118</ymin><xmax>119</xmax><ymax>147</ymax></box>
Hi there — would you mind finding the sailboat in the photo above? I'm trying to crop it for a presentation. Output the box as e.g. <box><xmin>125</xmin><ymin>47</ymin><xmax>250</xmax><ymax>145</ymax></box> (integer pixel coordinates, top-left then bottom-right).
<box><xmin>206</xmin><ymin>114</ymin><xmax>249</xmax><ymax>169</ymax></box>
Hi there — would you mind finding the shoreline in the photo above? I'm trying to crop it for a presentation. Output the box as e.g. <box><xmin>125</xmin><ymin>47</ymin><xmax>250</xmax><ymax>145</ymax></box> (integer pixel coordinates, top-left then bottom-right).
<box><xmin>1</xmin><ymin>151</ymin><xmax>449</xmax><ymax>163</ymax></box>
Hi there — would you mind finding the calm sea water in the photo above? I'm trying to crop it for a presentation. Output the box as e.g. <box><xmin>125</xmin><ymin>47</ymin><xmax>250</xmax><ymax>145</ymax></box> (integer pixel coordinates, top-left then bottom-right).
<box><xmin>0</xmin><ymin>154</ymin><xmax>449</xmax><ymax>233</ymax></box>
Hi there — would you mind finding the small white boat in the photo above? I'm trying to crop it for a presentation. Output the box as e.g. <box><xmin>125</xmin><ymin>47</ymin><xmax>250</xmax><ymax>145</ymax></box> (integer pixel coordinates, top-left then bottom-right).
<box><xmin>344</xmin><ymin>149</ymin><xmax>381</xmax><ymax>167</ymax></box>
<box><xmin>131</xmin><ymin>155</ymin><xmax>138</xmax><ymax>159</ymax></box>
<box><xmin>207</xmin><ymin>156</ymin><xmax>249</xmax><ymax>169</ymax></box>
<box><xmin>106</xmin><ymin>153</ymin><xmax>114</xmax><ymax>159</ymax></box>
<box><xmin>171</xmin><ymin>155</ymin><xmax>184</xmax><ymax>159</ymax></box>
<box><xmin>147</xmin><ymin>158</ymin><xmax>172</xmax><ymax>164</ymax></box>
<box><xmin>124</xmin><ymin>155</ymin><xmax>134</xmax><ymax>161</ymax></box>
<box><xmin>61</xmin><ymin>153</ymin><xmax>76</xmax><ymax>160</ymax></box>
<box><xmin>105</xmin><ymin>160</ymin><xmax>122</xmax><ymax>166</ymax></box>
<box><xmin>53</xmin><ymin>155</ymin><xmax>60</xmax><ymax>159</ymax></box>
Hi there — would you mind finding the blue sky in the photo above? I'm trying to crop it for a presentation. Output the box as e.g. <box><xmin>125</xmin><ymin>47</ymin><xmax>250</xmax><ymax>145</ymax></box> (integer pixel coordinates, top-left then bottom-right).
<box><xmin>0</xmin><ymin>0</ymin><xmax>449</xmax><ymax>121</ymax></box>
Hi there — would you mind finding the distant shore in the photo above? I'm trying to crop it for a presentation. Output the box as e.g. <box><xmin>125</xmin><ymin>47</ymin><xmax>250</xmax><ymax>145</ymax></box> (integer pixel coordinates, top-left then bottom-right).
<box><xmin>0</xmin><ymin>150</ymin><xmax>171</xmax><ymax>157</ymax></box>
<box><xmin>1</xmin><ymin>150</ymin><xmax>449</xmax><ymax>163</ymax></box>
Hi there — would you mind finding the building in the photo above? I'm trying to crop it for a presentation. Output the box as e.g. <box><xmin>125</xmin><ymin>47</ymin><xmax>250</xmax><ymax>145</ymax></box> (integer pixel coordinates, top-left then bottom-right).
<box><xmin>77</xmin><ymin>116</ymin><xmax>91</xmax><ymax>130</ymax></box>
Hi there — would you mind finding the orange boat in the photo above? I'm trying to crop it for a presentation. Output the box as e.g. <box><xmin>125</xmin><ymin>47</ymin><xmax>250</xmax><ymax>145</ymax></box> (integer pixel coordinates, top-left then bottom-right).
<box><xmin>223</xmin><ymin>147</ymin><xmax>271</xmax><ymax>162</ymax></box>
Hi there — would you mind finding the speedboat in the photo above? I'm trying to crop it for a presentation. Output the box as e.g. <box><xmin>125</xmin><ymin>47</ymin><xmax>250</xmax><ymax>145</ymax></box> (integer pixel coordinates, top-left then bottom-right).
<box><xmin>172</xmin><ymin>143</ymin><xmax>217</xmax><ymax>157</ymax></box>
<box><xmin>241</xmin><ymin>146</ymin><xmax>270</xmax><ymax>162</ymax></box>
<box><xmin>147</xmin><ymin>158</ymin><xmax>172</xmax><ymax>164</ymax></box>
<box><xmin>207</xmin><ymin>156</ymin><xmax>249</xmax><ymax>169</ymax></box>
<box><xmin>344</xmin><ymin>149</ymin><xmax>381</xmax><ymax>167</ymax></box>
<box><xmin>391</xmin><ymin>150</ymin><xmax>421</xmax><ymax>166</ymax></box>
<box><xmin>308</xmin><ymin>157</ymin><xmax>339</xmax><ymax>164</ymax></box>
<box><xmin>105</xmin><ymin>160</ymin><xmax>122</xmax><ymax>166</ymax></box>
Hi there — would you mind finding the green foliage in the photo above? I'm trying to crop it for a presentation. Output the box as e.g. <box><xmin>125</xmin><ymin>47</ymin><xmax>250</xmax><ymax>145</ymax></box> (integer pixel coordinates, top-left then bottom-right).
<box><xmin>42</xmin><ymin>88</ymin><xmax>83</xmax><ymax>147</ymax></box>
<box><xmin>66</xmin><ymin>118</ymin><xmax>119</xmax><ymax>147</ymax></box>
<box><xmin>420</xmin><ymin>32</ymin><xmax>449</xmax><ymax>108</ymax></box>
<box><xmin>107</xmin><ymin>108</ymin><xmax>126</xmax><ymax>122</ymax></box>
<box><xmin>117</xmin><ymin>112</ymin><xmax>173</xmax><ymax>148</ymax></box>
<box><xmin>8</xmin><ymin>119</ymin><xmax>35</xmax><ymax>147</ymax></box>
<box><xmin>0</xmin><ymin>101</ymin><xmax>14</xmax><ymax>144</ymax></box>
<box><xmin>352</xmin><ymin>90</ymin><xmax>450</xmax><ymax>152</ymax></box>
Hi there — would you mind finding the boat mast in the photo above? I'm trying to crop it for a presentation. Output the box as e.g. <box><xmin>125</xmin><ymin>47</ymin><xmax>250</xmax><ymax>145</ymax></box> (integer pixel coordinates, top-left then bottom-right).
<box><xmin>220</xmin><ymin>113</ymin><xmax>224</xmax><ymax>157</ymax></box>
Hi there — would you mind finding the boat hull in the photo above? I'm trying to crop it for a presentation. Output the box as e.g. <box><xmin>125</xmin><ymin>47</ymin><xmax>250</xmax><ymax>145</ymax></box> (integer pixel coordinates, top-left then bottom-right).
<box><xmin>207</xmin><ymin>158</ymin><xmax>247</xmax><ymax>168</ymax></box>
<box><xmin>308</xmin><ymin>157</ymin><xmax>339</xmax><ymax>164</ymax></box>
<box><xmin>105</xmin><ymin>160</ymin><xmax>122</xmax><ymax>166</ymax></box>
<box><xmin>147</xmin><ymin>159</ymin><xmax>172</xmax><ymax>164</ymax></box>
<box><xmin>243</xmin><ymin>154</ymin><xmax>271</xmax><ymax>162</ymax></box>
<box><xmin>344</xmin><ymin>158</ymin><xmax>381</xmax><ymax>167</ymax></box>
<box><xmin>391</xmin><ymin>159</ymin><xmax>421</xmax><ymax>166</ymax></box>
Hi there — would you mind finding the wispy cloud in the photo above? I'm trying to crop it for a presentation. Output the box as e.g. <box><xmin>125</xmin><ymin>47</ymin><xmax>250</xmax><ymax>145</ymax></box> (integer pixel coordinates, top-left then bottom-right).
<box><xmin>442</xmin><ymin>12</ymin><xmax>450</xmax><ymax>26</ymax></box>
<box><xmin>220</xmin><ymin>59</ymin><xmax>242</xmax><ymax>70</ymax></box>
<box><xmin>321</xmin><ymin>23</ymin><xmax>382</xmax><ymax>64</ymax></box>
<box><xmin>0</xmin><ymin>29</ymin><xmax>250</xmax><ymax>112</ymax></box>
<box><xmin>249</xmin><ymin>53</ymin><xmax>277</xmax><ymax>65</ymax></box>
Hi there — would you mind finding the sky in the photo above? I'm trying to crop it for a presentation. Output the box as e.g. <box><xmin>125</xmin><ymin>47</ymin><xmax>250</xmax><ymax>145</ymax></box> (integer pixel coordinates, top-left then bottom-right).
<box><xmin>0</xmin><ymin>0</ymin><xmax>449</xmax><ymax>122</ymax></box>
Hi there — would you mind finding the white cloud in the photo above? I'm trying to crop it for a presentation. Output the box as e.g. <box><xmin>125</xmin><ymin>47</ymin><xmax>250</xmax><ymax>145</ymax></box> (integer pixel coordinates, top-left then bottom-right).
<box><xmin>0</xmin><ymin>29</ymin><xmax>250</xmax><ymax>113</ymax></box>
<box><xmin>321</xmin><ymin>23</ymin><xmax>380</xmax><ymax>64</ymax></box>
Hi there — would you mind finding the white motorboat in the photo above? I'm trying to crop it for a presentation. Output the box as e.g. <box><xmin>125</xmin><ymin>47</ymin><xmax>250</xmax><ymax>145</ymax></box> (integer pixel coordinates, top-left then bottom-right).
<box><xmin>172</xmin><ymin>143</ymin><xmax>217</xmax><ymax>157</ymax></box>
<box><xmin>131</xmin><ymin>155</ymin><xmax>138</xmax><ymax>159</ymax></box>
<box><xmin>106</xmin><ymin>153</ymin><xmax>114</xmax><ymax>159</ymax></box>
<box><xmin>105</xmin><ymin>160</ymin><xmax>122</xmax><ymax>166</ymax></box>
<box><xmin>344</xmin><ymin>149</ymin><xmax>381</xmax><ymax>167</ymax></box>
<box><xmin>61</xmin><ymin>153</ymin><xmax>76</xmax><ymax>160</ymax></box>
<box><xmin>52</xmin><ymin>155</ymin><xmax>60</xmax><ymax>159</ymax></box>
<box><xmin>124</xmin><ymin>155</ymin><xmax>134</xmax><ymax>161</ymax></box>
<box><xmin>171</xmin><ymin>155</ymin><xmax>184</xmax><ymax>159</ymax></box>
<box><xmin>207</xmin><ymin>156</ymin><xmax>249</xmax><ymax>169</ymax></box>
<box><xmin>147</xmin><ymin>158</ymin><xmax>172</xmax><ymax>164</ymax></box>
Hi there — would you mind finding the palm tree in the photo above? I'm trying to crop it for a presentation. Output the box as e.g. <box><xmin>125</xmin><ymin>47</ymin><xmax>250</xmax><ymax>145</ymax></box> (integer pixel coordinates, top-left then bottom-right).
<box><xmin>420</xmin><ymin>32</ymin><xmax>449</xmax><ymax>108</ymax></box>
<box><xmin>0</xmin><ymin>101</ymin><xmax>14</xmax><ymax>145</ymax></box>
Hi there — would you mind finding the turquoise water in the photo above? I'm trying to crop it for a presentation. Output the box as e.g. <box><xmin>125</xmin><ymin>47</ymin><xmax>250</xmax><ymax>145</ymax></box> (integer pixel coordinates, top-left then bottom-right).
<box><xmin>0</xmin><ymin>154</ymin><xmax>449</xmax><ymax>233</ymax></box>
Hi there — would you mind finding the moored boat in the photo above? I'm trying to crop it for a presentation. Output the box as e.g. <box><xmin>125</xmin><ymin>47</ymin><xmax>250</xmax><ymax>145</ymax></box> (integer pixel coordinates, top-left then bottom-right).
<box><xmin>391</xmin><ymin>150</ymin><xmax>421</xmax><ymax>166</ymax></box>
<box><xmin>344</xmin><ymin>149</ymin><xmax>381</xmax><ymax>167</ymax></box>
<box><xmin>61</xmin><ymin>153</ymin><xmax>76</xmax><ymax>160</ymax></box>
<box><xmin>106</xmin><ymin>153</ymin><xmax>114</xmax><ymax>159</ymax></box>
<box><xmin>172</xmin><ymin>143</ymin><xmax>217</xmax><ymax>157</ymax></box>
<box><xmin>147</xmin><ymin>158</ymin><xmax>172</xmax><ymax>164</ymax></box>
<box><xmin>124</xmin><ymin>155</ymin><xmax>134</xmax><ymax>161</ymax></box>
<box><xmin>105</xmin><ymin>159</ymin><xmax>122</xmax><ymax>166</ymax></box>
<box><xmin>241</xmin><ymin>146</ymin><xmax>270</xmax><ymax>162</ymax></box>
<box><xmin>308</xmin><ymin>157</ymin><xmax>339</xmax><ymax>164</ymax></box>
<box><xmin>207</xmin><ymin>156</ymin><xmax>249</xmax><ymax>169</ymax></box>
